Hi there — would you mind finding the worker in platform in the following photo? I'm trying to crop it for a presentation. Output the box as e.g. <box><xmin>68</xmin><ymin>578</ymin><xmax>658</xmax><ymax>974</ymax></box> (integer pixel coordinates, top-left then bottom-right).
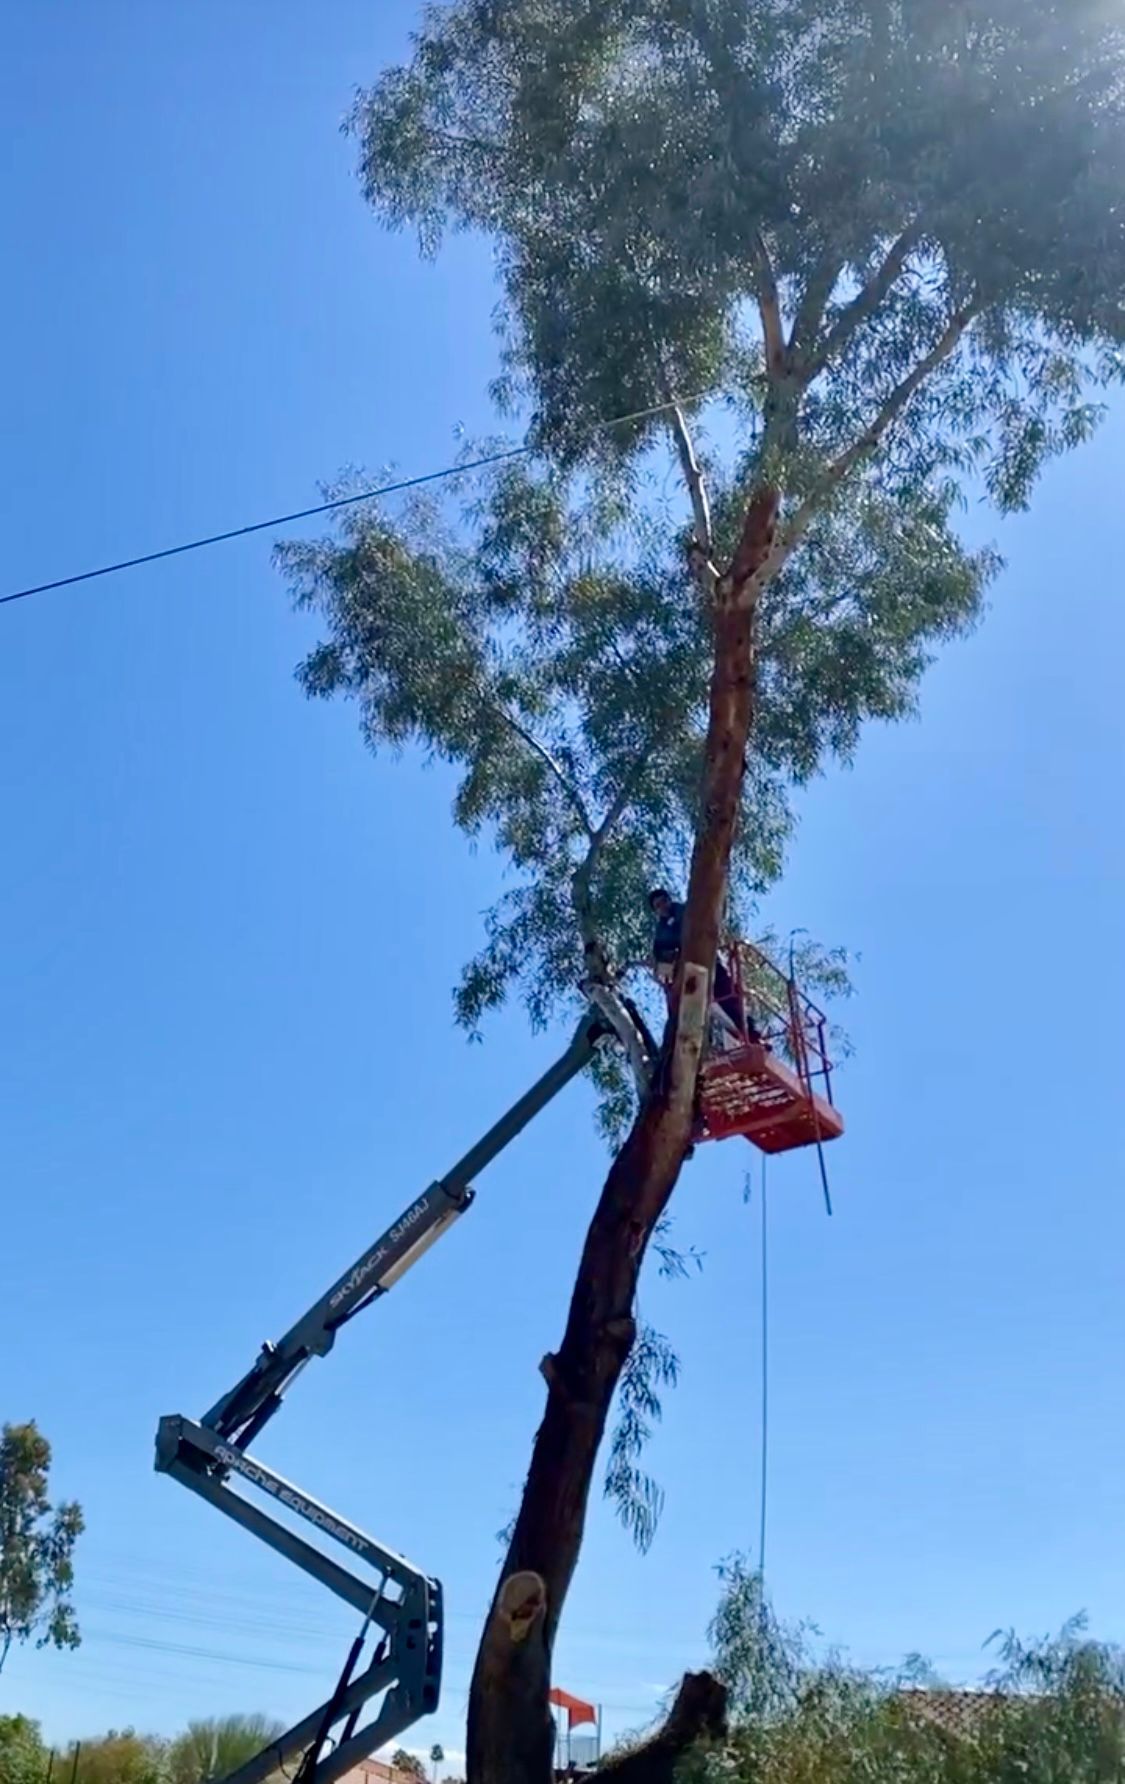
<box><xmin>647</xmin><ymin>888</ymin><xmax>763</xmax><ymax>1043</ymax></box>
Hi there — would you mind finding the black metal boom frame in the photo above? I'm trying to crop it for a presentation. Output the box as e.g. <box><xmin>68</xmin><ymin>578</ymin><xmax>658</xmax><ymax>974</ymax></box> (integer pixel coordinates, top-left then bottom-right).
<box><xmin>155</xmin><ymin>1012</ymin><xmax>607</xmax><ymax>1784</ymax></box>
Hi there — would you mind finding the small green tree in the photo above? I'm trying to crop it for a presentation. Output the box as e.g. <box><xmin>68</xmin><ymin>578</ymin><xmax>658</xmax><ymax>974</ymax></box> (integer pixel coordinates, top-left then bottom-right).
<box><xmin>0</xmin><ymin>1423</ymin><xmax>83</xmax><ymax>1674</ymax></box>
<box><xmin>287</xmin><ymin>4</ymin><xmax>1125</xmax><ymax>1779</ymax></box>
<box><xmin>0</xmin><ymin>1714</ymin><xmax>49</xmax><ymax>1784</ymax></box>
<box><xmin>686</xmin><ymin>1561</ymin><xmax>1125</xmax><ymax>1784</ymax></box>
<box><xmin>391</xmin><ymin>1751</ymin><xmax>427</xmax><ymax>1782</ymax></box>
<box><xmin>71</xmin><ymin>1730</ymin><xmax>166</xmax><ymax>1784</ymax></box>
<box><xmin>167</xmin><ymin>1716</ymin><xmax>285</xmax><ymax>1784</ymax></box>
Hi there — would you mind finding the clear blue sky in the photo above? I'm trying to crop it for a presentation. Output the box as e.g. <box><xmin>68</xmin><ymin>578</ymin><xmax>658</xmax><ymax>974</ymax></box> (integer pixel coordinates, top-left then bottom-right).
<box><xmin>3</xmin><ymin>2</ymin><xmax>1124</xmax><ymax>1772</ymax></box>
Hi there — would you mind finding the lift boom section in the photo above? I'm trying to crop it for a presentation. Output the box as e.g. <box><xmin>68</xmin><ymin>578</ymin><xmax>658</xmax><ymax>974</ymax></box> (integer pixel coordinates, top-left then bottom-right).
<box><xmin>155</xmin><ymin>1013</ymin><xmax>606</xmax><ymax>1784</ymax></box>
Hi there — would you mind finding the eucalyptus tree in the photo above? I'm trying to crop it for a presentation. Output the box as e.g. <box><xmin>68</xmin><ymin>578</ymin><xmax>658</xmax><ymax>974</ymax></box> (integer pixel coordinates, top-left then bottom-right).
<box><xmin>281</xmin><ymin>4</ymin><xmax>1125</xmax><ymax>1778</ymax></box>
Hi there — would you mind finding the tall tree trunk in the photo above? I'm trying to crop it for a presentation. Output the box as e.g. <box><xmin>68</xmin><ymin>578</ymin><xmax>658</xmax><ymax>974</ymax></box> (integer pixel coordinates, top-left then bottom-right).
<box><xmin>466</xmin><ymin>486</ymin><xmax>781</xmax><ymax>1784</ymax></box>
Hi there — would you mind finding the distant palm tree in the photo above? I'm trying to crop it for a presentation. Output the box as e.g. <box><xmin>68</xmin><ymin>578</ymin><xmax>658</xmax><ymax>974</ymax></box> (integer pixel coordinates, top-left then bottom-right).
<box><xmin>429</xmin><ymin>1744</ymin><xmax>445</xmax><ymax>1784</ymax></box>
<box><xmin>168</xmin><ymin>1715</ymin><xmax>286</xmax><ymax>1784</ymax></box>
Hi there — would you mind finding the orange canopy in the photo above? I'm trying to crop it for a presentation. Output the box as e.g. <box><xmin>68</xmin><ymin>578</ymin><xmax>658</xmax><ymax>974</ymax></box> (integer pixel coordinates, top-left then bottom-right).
<box><xmin>549</xmin><ymin>1686</ymin><xmax>597</xmax><ymax>1729</ymax></box>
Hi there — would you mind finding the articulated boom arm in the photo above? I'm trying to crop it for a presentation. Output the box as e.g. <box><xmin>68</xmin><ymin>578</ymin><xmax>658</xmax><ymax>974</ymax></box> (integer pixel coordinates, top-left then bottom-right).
<box><xmin>154</xmin><ymin>1012</ymin><xmax>606</xmax><ymax>1784</ymax></box>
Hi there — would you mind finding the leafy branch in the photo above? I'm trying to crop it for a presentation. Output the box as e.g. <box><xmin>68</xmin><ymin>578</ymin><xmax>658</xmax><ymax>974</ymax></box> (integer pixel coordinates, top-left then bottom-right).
<box><xmin>604</xmin><ymin>1325</ymin><xmax>681</xmax><ymax>1553</ymax></box>
<box><xmin>785</xmin><ymin>297</ymin><xmax>984</xmax><ymax>553</ymax></box>
<box><xmin>802</xmin><ymin>224</ymin><xmax>926</xmax><ymax>378</ymax></box>
<box><xmin>494</xmin><ymin>704</ymin><xmax>595</xmax><ymax>838</ymax></box>
<box><xmin>751</xmin><ymin>233</ymin><xmax>787</xmax><ymax>379</ymax></box>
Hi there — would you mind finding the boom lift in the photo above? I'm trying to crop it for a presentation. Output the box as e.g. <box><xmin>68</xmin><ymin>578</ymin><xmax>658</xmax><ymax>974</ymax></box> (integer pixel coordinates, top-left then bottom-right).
<box><xmin>155</xmin><ymin>941</ymin><xmax>843</xmax><ymax>1784</ymax></box>
<box><xmin>155</xmin><ymin>1011</ymin><xmax>610</xmax><ymax>1784</ymax></box>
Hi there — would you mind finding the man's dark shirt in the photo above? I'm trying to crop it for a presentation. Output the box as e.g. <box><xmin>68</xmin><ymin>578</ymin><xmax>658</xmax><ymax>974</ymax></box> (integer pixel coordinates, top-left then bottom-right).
<box><xmin>653</xmin><ymin>900</ymin><xmax>685</xmax><ymax>964</ymax></box>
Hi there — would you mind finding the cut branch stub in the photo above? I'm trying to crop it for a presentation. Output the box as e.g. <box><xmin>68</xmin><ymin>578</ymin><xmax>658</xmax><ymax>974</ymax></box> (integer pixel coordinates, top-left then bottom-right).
<box><xmin>670</xmin><ymin>404</ymin><xmax>714</xmax><ymax>555</ymax></box>
<box><xmin>497</xmin><ymin>1572</ymin><xmax>547</xmax><ymax>1645</ymax></box>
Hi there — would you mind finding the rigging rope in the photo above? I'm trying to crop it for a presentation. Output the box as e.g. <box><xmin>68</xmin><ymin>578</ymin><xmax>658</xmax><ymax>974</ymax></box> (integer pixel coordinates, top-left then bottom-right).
<box><xmin>758</xmin><ymin>1152</ymin><xmax>769</xmax><ymax>1578</ymax></box>
<box><xmin>788</xmin><ymin>928</ymin><xmax>834</xmax><ymax>1218</ymax></box>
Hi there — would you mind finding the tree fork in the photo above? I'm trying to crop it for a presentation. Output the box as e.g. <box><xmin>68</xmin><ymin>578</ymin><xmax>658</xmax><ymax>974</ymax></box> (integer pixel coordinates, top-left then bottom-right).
<box><xmin>465</xmin><ymin>483</ymin><xmax>779</xmax><ymax>1784</ymax></box>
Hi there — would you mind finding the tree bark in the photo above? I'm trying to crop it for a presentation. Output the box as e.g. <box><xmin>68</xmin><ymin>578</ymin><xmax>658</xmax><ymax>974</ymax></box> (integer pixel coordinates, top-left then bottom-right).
<box><xmin>596</xmin><ymin>1672</ymin><xmax>728</xmax><ymax>1784</ymax></box>
<box><xmin>466</xmin><ymin>486</ymin><xmax>780</xmax><ymax>1784</ymax></box>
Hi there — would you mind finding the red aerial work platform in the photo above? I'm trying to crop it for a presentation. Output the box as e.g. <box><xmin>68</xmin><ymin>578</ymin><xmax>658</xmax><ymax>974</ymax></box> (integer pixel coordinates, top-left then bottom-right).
<box><xmin>692</xmin><ymin>939</ymin><xmax>844</xmax><ymax>1155</ymax></box>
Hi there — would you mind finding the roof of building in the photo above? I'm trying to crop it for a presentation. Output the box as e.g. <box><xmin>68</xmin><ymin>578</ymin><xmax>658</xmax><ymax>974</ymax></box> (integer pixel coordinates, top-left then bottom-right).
<box><xmin>897</xmin><ymin>1690</ymin><xmax>1042</xmax><ymax>1738</ymax></box>
<box><xmin>334</xmin><ymin>1759</ymin><xmax>422</xmax><ymax>1784</ymax></box>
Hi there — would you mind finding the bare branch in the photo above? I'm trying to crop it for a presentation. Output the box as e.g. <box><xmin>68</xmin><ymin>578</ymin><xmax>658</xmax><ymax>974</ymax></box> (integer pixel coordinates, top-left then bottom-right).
<box><xmin>751</xmin><ymin>232</ymin><xmax>787</xmax><ymax>377</ymax></box>
<box><xmin>585</xmin><ymin>981</ymin><xmax>653</xmax><ymax>1093</ymax></box>
<box><xmin>803</xmin><ymin>223</ymin><xmax>924</xmax><ymax>378</ymax></box>
<box><xmin>820</xmin><ymin>297</ymin><xmax>980</xmax><ymax>488</ymax></box>
<box><xmin>593</xmin><ymin>755</ymin><xmax>648</xmax><ymax>852</ymax></box>
<box><xmin>788</xmin><ymin>248</ymin><xmax>846</xmax><ymax>360</ymax></box>
<box><xmin>784</xmin><ymin>297</ymin><xmax>982</xmax><ymax>550</ymax></box>
<box><xmin>571</xmin><ymin>754</ymin><xmax>654</xmax><ymax>1092</ymax></box>
<box><xmin>425</xmin><ymin>127</ymin><xmax>503</xmax><ymax>157</ymax></box>
<box><xmin>667</xmin><ymin>403</ymin><xmax>720</xmax><ymax>600</ymax></box>
<box><xmin>669</xmin><ymin>404</ymin><xmax>713</xmax><ymax>555</ymax></box>
<box><xmin>720</xmin><ymin>302</ymin><xmax>977</xmax><ymax>598</ymax></box>
<box><xmin>494</xmin><ymin>705</ymin><xmax>594</xmax><ymax>836</ymax></box>
<box><xmin>571</xmin><ymin>752</ymin><xmax>649</xmax><ymax>968</ymax></box>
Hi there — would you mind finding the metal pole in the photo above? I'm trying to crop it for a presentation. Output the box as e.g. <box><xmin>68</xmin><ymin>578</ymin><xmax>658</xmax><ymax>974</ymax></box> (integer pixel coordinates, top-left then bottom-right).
<box><xmin>69</xmin><ymin>1744</ymin><xmax>81</xmax><ymax>1784</ymax></box>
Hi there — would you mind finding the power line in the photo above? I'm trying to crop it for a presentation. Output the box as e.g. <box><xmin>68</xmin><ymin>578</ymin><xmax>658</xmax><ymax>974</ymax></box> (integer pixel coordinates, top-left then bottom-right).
<box><xmin>77</xmin><ymin>1558</ymin><xmax>691</xmax><ymax>1660</ymax></box>
<box><xmin>0</xmin><ymin>396</ymin><xmax>695</xmax><ymax>609</ymax></box>
<box><xmin>0</xmin><ymin>448</ymin><xmax>525</xmax><ymax>608</ymax></box>
<box><xmin>89</xmin><ymin>1627</ymin><xmax>324</xmax><ymax>1676</ymax></box>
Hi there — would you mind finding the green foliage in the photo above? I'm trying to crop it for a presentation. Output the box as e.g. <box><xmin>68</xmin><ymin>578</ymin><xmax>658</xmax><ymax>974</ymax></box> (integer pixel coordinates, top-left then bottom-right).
<box><xmin>0</xmin><ymin>1715</ymin><xmax>49</xmax><ymax>1784</ymax></box>
<box><xmin>280</xmin><ymin>454</ymin><xmax>971</xmax><ymax>1040</ymax></box>
<box><xmin>681</xmin><ymin>1560</ymin><xmax>1125</xmax><ymax>1784</ymax></box>
<box><xmin>708</xmin><ymin>1555</ymin><xmax>822</xmax><ymax>1723</ymax></box>
<box><xmin>0</xmin><ymin>1424</ymin><xmax>83</xmax><ymax>1674</ymax></box>
<box><xmin>71</xmin><ymin>1732</ymin><xmax>166</xmax><ymax>1784</ymax></box>
<box><xmin>284</xmin><ymin>0</ymin><xmax>1125</xmax><ymax>1557</ymax></box>
<box><xmin>290</xmin><ymin>0</ymin><xmax>1125</xmax><ymax>1045</ymax></box>
<box><xmin>392</xmin><ymin>1751</ymin><xmax>427</xmax><ymax>1782</ymax></box>
<box><xmin>282</xmin><ymin>471</ymin><xmax>720</xmax><ymax>1035</ymax></box>
<box><xmin>166</xmin><ymin>1716</ymin><xmax>285</xmax><ymax>1784</ymax></box>
<box><xmin>353</xmin><ymin>0</ymin><xmax>1125</xmax><ymax>473</ymax></box>
<box><xmin>603</xmin><ymin>1324</ymin><xmax>680</xmax><ymax>1552</ymax></box>
<box><xmin>0</xmin><ymin>1717</ymin><xmax>288</xmax><ymax>1784</ymax></box>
